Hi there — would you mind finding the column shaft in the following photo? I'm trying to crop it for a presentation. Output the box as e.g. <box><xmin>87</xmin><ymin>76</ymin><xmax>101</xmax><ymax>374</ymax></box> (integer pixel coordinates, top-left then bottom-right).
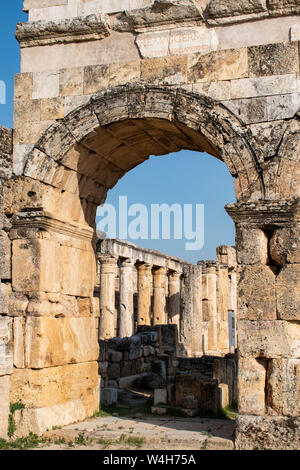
<box><xmin>168</xmin><ymin>271</ymin><xmax>181</xmax><ymax>335</ymax></box>
<box><xmin>137</xmin><ymin>263</ymin><xmax>152</xmax><ymax>326</ymax></box>
<box><xmin>99</xmin><ymin>255</ymin><xmax>117</xmax><ymax>340</ymax></box>
<box><xmin>153</xmin><ymin>267</ymin><xmax>167</xmax><ymax>325</ymax></box>
<box><xmin>119</xmin><ymin>259</ymin><xmax>134</xmax><ymax>338</ymax></box>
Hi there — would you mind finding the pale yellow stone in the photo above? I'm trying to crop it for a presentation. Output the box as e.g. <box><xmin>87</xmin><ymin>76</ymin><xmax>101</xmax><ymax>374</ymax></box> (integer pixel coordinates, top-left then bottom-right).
<box><xmin>24</xmin><ymin>316</ymin><xmax>99</xmax><ymax>368</ymax></box>
<box><xmin>10</xmin><ymin>361</ymin><xmax>99</xmax><ymax>409</ymax></box>
<box><xmin>12</xmin><ymin>238</ymin><xmax>61</xmax><ymax>293</ymax></box>
<box><xmin>238</xmin><ymin>357</ymin><xmax>266</xmax><ymax>416</ymax></box>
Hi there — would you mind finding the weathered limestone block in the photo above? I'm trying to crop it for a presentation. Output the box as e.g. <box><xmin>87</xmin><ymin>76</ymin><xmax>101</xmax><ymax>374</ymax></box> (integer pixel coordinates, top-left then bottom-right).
<box><xmin>0</xmin><ymin>231</ymin><xmax>11</xmax><ymax>279</ymax></box>
<box><xmin>268</xmin><ymin>0</ymin><xmax>300</xmax><ymax>16</ymax></box>
<box><xmin>24</xmin><ymin>317</ymin><xmax>99</xmax><ymax>368</ymax></box>
<box><xmin>175</xmin><ymin>374</ymin><xmax>218</xmax><ymax>413</ymax></box>
<box><xmin>216</xmin><ymin>245</ymin><xmax>236</xmax><ymax>269</ymax></box>
<box><xmin>188</xmin><ymin>48</ymin><xmax>248</xmax><ymax>83</ymax></box>
<box><xmin>248</xmin><ymin>42</ymin><xmax>299</xmax><ymax>77</ymax></box>
<box><xmin>141</xmin><ymin>55</ymin><xmax>187</xmax><ymax>86</ymax></box>
<box><xmin>0</xmin><ymin>316</ymin><xmax>13</xmax><ymax>376</ymax></box>
<box><xmin>276</xmin><ymin>264</ymin><xmax>300</xmax><ymax>320</ymax></box>
<box><xmin>119</xmin><ymin>0</ymin><xmax>204</xmax><ymax>29</ymax></box>
<box><xmin>0</xmin><ymin>375</ymin><xmax>9</xmax><ymax>438</ymax></box>
<box><xmin>236</xmin><ymin>227</ymin><xmax>268</xmax><ymax>265</ymax></box>
<box><xmin>267</xmin><ymin>358</ymin><xmax>300</xmax><ymax>417</ymax></box>
<box><xmin>13</xmin><ymin>400</ymin><xmax>87</xmax><ymax>438</ymax></box>
<box><xmin>12</xmin><ymin>238</ymin><xmax>61</xmax><ymax>293</ymax></box>
<box><xmin>13</xmin><ymin>317</ymin><xmax>25</xmax><ymax>368</ymax></box>
<box><xmin>61</xmin><ymin>244</ymin><xmax>96</xmax><ymax>297</ymax></box>
<box><xmin>206</xmin><ymin>0</ymin><xmax>268</xmax><ymax>22</ymax></box>
<box><xmin>10</xmin><ymin>361</ymin><xmax>99</xmax><ymax>410</ymax></box>
<box><xmin>238</xmin><ymin>357</ymin><xmax>266</xmax><ymax>415</ymax></box>
<box><xmin>238</xmin><ymin>321</ymin><xmax>300</xmax><ymax>358</ymax></box>
<box><xmin>0</xmin><ymin>282</ymin><xmax>9</xmax><ymax>315</ymax></box>
<box><xmin>238</xmin><ymin>264</ymin><xmax>276</xmax><ymax>320</ymax></box>
<box><xmin>270</xmin><ymin>226</ymin><xmax>300</xmax><ymax>265</ymax></box>
<box><xmin>235</xmin><ymin>415</ymin><xmax>300</xmax><ymax>450</ymax></box>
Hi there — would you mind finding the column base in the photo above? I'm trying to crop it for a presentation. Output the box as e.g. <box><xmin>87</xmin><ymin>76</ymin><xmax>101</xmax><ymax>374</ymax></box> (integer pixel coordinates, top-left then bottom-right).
<box><xmin>235</xmin><ymin>414</ymin><xmax>300</xmax><ymax>450</ymax></box>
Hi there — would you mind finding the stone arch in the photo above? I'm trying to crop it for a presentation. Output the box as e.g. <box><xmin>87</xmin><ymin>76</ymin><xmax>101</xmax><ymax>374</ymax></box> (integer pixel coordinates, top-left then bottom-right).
<box><xmin>21</xmin><ymin>84</ymin><xmax>264</xmax><ymax>221</ymax></box>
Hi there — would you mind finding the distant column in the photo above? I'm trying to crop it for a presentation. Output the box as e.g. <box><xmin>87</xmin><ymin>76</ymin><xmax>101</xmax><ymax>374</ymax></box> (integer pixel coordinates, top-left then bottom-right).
<box><xmin>202</xmin><ymin>262</ymin><xmax>218</xmax><ymax>354</ymax></box>
<box><xmin>153</xmin><ymin>267</ymin><xmax>167</xmax><ymax>325</ymax></box>
<box><xmin>137</xmin><ymin>263</ymin><xmax>152</xmax><ymax>326</ymax></box>
<box><xmin>119</xmin><ymin>259</ymin><xmax>134</xmax><ymax>338</ymax></box>
<box><xmin>99</xmin><ymin>255</ymin><xmax>117</xmax><ymax>340</ymax></box>
<box><xmin>168</xmin><ymin>271</ymin><xmax>181</xmax><ymax>335</ymax></box>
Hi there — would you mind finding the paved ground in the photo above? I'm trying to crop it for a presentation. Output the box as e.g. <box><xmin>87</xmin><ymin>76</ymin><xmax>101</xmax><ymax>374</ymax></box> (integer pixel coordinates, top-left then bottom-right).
<box><xmin>40</xmin><ymin>415</ymin><xmax>235</xmax><ymax>450</ymax></box>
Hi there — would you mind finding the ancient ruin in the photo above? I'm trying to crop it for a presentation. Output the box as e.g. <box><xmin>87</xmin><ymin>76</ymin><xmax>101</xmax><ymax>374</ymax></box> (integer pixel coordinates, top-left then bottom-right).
<box><xmin>0</xmin><ymin>0</ymin><xmax>299</xmax><ymax>450</ymax></box>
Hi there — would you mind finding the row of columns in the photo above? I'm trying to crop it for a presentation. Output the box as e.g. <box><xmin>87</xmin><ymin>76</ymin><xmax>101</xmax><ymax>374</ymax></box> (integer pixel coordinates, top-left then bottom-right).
<box><xmin>99</xmin><ymin>255</ymin><xmax>181</xmax><ymax>340</ymax></box>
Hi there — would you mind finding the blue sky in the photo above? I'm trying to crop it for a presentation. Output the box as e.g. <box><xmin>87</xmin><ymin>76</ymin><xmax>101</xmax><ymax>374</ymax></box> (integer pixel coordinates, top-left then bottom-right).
<box><xmin>0</xmin><ymin>3</ymin><xmax>236</xmax><ymax>264</ymax></box>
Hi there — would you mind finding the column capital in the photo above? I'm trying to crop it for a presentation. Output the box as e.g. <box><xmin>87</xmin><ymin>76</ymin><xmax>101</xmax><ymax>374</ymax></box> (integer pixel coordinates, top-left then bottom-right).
<box><xmin>98</xmin><ymin>254</ymin><xmax>118</xmax><ymax>265</ymax></box>
<box><xmin>119</xmin><ymin>258</ymin><xmax>134</xmax><ymax>268</ymax></box>
<box><xmin>168</xmin><ymin>270</ymin><xmax>181</xmax><ymax>280</ymax></box>
<box><xmin>137</xmin><ymin>262</ymin><xmax>152</xmax><ymax>272</ymax></box>
<box><xmin>226</xmin><ymin>199</ymin><xmax>300</xmax><ymax>228</ymax></box>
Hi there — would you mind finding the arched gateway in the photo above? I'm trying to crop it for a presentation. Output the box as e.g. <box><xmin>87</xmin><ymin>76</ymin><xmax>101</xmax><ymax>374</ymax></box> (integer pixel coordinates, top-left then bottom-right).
<box><xmin>0</xmin><ymin>0</ymin><xmax>299</xmax><ymax>450</ymax></box>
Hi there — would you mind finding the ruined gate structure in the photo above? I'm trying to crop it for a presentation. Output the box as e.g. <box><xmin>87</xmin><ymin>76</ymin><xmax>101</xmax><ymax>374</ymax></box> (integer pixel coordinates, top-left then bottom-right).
<box><xmin>0</xmin><ymin>0</ymin><xmax>299</xmax><ymax>450</ymax></box>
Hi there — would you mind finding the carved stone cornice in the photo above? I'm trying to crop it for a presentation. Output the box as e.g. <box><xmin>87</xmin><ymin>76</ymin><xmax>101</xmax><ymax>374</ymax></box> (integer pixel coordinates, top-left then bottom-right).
<box><xmin>10</xmin><ymin>210</ymin><xmax>94</xmax><ymax>240</ymax></box>
<box><xmin>15</xmin><ymin>14</ymin><xmax>110</xmax><ymax>47</ymax></box>
<box><xmin>226</xmin><ymin>198</ymin><xmax>300</xmax><ymax>228</ymax></box>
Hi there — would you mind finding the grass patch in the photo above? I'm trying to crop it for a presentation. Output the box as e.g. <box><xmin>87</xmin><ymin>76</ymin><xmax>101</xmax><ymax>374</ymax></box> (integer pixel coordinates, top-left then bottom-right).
<box><xmin>0</xmin><ymin>433</ymin><xmax>46</xmax><ymax>450</ymax></box>
<box><xmin>76</xmin><ymin>432</ymin><xmax>93</xmax><ymax>446</ymax></box>
<box><xmin>8</xmin><ymin>402</ymin><xmax>25</xmax><ymax>438</ymax></box>
<box><xmin>75</xmin><ymin>432</ymin><xmax>94</xmax><ymax>446</ymax></box>
<box><xmin>125</xmin><ymin>436</ymin><xmax>145</xmax><ymax>448</ymax></box>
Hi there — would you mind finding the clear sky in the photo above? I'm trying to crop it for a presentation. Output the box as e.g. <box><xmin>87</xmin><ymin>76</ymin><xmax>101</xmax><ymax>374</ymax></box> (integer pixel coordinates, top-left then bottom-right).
<box><xmin>0</xmin><ymin>3</ymin><xmax>236</xmax><ymax>264</ymax></box>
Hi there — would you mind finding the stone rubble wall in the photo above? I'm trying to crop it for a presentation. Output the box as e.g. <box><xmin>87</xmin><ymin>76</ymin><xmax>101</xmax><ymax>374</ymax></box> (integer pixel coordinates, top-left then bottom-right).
<box><xmin>99</xmin><ymin>324</ymin><xmax>237</xmax><ymax>413</ymax></box>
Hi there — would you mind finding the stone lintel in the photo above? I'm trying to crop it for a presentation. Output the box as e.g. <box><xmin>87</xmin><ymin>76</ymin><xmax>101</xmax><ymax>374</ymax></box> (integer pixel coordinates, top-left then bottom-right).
<box><xmin>226</xmin><ymin>199</ymin><xmax>300</xmax><ymax>228</ymax></box>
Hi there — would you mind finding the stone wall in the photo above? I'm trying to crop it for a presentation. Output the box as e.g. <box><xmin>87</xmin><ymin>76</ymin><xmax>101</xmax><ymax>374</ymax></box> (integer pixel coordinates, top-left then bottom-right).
<box><xmin>0</xmin><ymin>127</ymin><xmax>13</xmax><ymax>438</ymax></box>
<box><xmin>99</xmin><ymin>324</ymin><xmax>237</xmax><ymax>414</ymax></box>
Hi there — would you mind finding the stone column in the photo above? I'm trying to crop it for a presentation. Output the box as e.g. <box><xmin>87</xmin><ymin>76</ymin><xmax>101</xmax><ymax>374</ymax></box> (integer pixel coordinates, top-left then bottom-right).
<box><xmin>228</xmin><ymin>271</ymin><xmax>237</xmax><ymax>353</ymax></box>
<box><xmin>137</xmin><ymin>263</ymin><xmax>152</xmax><ymax>326</ymax></box>
<box><xmin>99</xmin><ymin>255</ymin><xmax>117</xmax><ymax>340</ymax></box>
<box><xmin>227</xmin><ymin>200</ymin><xmax>300</xmax><ymax>450</ymax></box>
<box><xmin>119</xmin><ymin>258</ymin><xmax>134</xmax><ymax>338</ymax></box>
<box><xmin>216</xmin><ymin>264</ymin><xmax>229</xmax><ymax>354</ymax></box>
<box><xmin>168</xmin><ymin>271</ymin><xmax>181</xmax><ymax>335</ymax></box>
<box><xmin>201</xmin><ymin>262</ymin><xmax>218</xmax><ymax>355</ymax></box>
<box><xmin>153</xmin><ymin>267</ymin><xmax>167</xmax><ymax>325</ymax></box>
<box><xmin>181</xmin><ymin>264</ymin><xmax>203</xmax><ymax>356</ymax></box>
